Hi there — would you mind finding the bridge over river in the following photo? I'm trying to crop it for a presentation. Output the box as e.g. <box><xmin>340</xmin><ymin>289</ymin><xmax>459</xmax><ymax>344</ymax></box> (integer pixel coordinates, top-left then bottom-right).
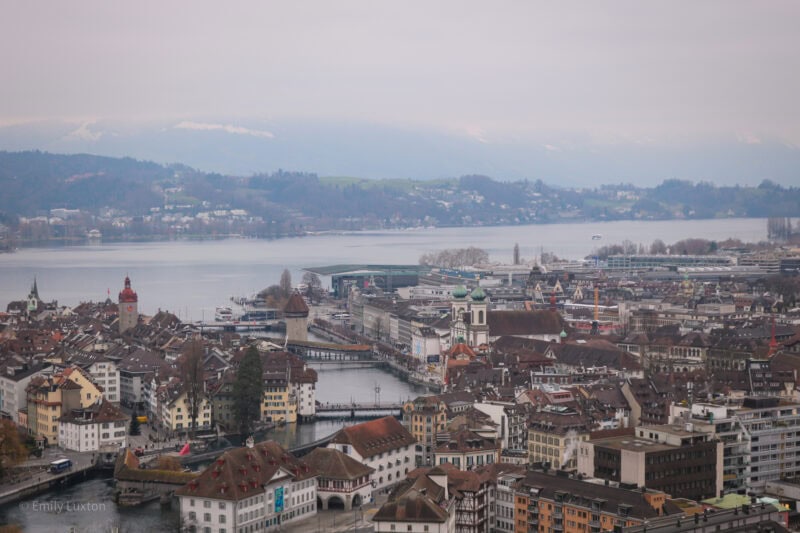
<box><xmin>315</xmin><ymin>401</ymin><xmax>404</xmax><ymax>419</ymax></box>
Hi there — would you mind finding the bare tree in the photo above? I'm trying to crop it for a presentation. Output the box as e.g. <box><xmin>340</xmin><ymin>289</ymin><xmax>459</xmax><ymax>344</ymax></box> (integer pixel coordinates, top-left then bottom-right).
<box><xmin>419</xmin><ymin>247</ymin><xmax>489</xmax><ymax>268</ymax></box>
<box><xmin>180</xmin><ymin>338</ymin><xmax>205</xmax><ymax>439</ymax></box>
<box><xmin>302</xmin><ymin>271</ymin><xmax>322</xmax><ymax>303</ymax></box>
<box><xmin>279</xmin><ymin>269</ymin><xmax>293</xmax><ymax>298</ymax></box>
<box><xmin>373</xmin><ymin>316</ymin><xmax>384</xmax><ymax>342</ymax></box>
<box><xmin>649</xmin><ymin>239</ymin><xmax>667</xmax><ymax>255</ymax></box>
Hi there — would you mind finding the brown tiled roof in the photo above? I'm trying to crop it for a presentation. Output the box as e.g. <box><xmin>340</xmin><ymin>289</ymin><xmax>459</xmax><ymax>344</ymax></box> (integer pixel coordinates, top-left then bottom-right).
<box><xmin>283</xmin><ymin>292</ymin><xmax>309</xmax><ymax>316</ymax></box>
<box><xmin>372</xmin><ymin>488</ymin><xmax>450</xmax><ymax>524</ymax></box>
<box><xmin>175</xmin><ymin>440</ymin><xmax>315</xmax><ymax>501</ymax></box>
<box><xmin>551</xmin><ymin>340</ymin><xmax>642</xmax><ymax>370</ymax></box>
<box><xmin>59</xmin><ymin>398</ymin><xmax>127</xmax><ymax>424</ymax></box>
<box><xmin>330</xmin><ymin>416</ymin><xmax>416</xmax><ymax>459</ymax></box>
<box><xmin>519</xmin><ymin>470</ymin><xmax>680</xmax><ymax>519</ymax></box>
<box><xmin>303</xmin><ymin>447</ymin><xmax>374</xmax><ymax>481</ymax></box>
<box><xmin>488</xmin><ymin>310</ymin><xmax>566</xmax><ymax>336</ymax></box>
<box><xmin>435</xmin><ymin>427</ymin><xmax>499</xmax><ymax>454</ymax></box>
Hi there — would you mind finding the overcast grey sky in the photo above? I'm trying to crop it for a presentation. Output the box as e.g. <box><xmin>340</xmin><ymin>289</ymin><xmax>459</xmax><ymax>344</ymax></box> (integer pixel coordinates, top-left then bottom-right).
<box><xmin>1</xmin><ymin>1</ymin><xmax>799</xmax><ymax>146</ymax></box>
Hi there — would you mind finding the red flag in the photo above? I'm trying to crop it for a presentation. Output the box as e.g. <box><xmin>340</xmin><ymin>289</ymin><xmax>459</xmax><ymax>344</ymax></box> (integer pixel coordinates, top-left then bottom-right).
<box><xmin>178</xmin><ymin>442</ymin><xmax>191</xmax><ymax>456</ymax></box>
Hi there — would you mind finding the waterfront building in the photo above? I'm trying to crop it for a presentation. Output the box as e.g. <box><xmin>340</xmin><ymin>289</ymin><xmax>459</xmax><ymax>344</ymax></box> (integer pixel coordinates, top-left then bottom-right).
<box><xmin>327</xmin><ymin>415</ymin><xmax>416</xmax><ymax>494</ymax></box>
<box><xmin>605</xmin><ymin>254</ymin><xmax>735</xmax><ymax>271</ymax></box>
<box><xmin>176</xmin><ymin>439</ymin><xmax>318</xmax><ymax>532</ymax></box>
<box><xmin>411</xmin><ymin>326</ymin><xmax>441</xmax><ymax>364</ymax></box>
<box><xmin>118</xmin><ymin>275</ymin><xmax>139</xmax><ymax>333</ymax></box>
<box><xmin>303</xmin><ymin>447</ymin><xmax>375</xmax><ymax>509</ymax></box>
<box><xmin>283</xmin><ymin>292</ymin><xmax>309</xmax><ymax>343</ymax></box>
<box><xmin>58</xmin><ymin>397</ymin><xmax>128</xmax><ymax>452</ymax></box>
<box><xmin>258</xmin><ymin>350</ymin><xmax>318</xmax><ymax>424</ymax></box>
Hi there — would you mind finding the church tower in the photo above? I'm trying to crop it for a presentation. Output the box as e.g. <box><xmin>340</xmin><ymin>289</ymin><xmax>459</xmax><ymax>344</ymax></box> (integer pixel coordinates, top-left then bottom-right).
<box><xmin>468</xmin><ymin>286</ymin><xmax>489</xmax><ymax>347</ymax></box>
<box><xmin>449</xmin><ymin>286</ymin><xmax>469</xmax><ymax>347</ymax></box>
<box><xmin>26</xmin><ymin>278</ymin><xmax>40</xmax><ymax>315</ymax></box>
<box><xmin>118</xmin><ymin>276</ymin><xmax>139</xmax><ymax>333</ymax></box>
<box><xmin>284</xmin><ymin>292</ymin><xmax>309</xmax><ymax>342</ymax></box>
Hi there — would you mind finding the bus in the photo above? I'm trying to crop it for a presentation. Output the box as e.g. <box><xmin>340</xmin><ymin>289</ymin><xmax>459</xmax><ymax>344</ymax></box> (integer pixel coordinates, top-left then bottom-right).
<box><xmin>49</xmin><ymin>458</ymin><xmax>72</xmax><ymax>473</ymax></box>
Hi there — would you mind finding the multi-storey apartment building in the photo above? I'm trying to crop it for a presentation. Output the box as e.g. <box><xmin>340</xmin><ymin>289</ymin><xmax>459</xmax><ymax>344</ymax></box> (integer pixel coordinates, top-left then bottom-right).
<box><xmin>513</xmin><ymin>470</ymin><xmax>676</xmax><ymax>533</ymax></box>
<box><xmin>578</xmin><ymin>424</ymin><xmax>723</xmax><ymax>502</ymax></box>
<box><xmin>527</xmin><ymin>405</ymin><xmax>591</xmax><ymax>469</ymax></box>
<box><xmin>403</xmin><ymin>395</ymin><xmax>448</xmax><ymax>467</ymax></box>
<box><xmin>670</xmin><ymin>402</ymin><xmax>750</xmax><ymax>495</ymax></box>
<box><xmin>734</xmin><ymin>397</ymin><xmax>800</xmax><ymax>495</ymax></box>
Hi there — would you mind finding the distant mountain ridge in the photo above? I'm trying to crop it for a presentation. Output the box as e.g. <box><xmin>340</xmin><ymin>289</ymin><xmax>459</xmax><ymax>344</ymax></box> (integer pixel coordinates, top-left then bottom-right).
<box><xmin>0</xmin><ymin>150</ymin><xmax>798</xmax><ymax>242</ymax></box>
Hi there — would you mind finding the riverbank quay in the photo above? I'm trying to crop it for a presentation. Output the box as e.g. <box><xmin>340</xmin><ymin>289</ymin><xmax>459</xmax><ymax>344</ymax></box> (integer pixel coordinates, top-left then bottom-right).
<box><xmin>309</xmin><ymin>320</ymin><xmax>443</xmax><ymax>393</ymax></box>
<box><xmin>0</xmin><ymin>450</ymin><xmax>97</xmax><ymax>506</ymax></box>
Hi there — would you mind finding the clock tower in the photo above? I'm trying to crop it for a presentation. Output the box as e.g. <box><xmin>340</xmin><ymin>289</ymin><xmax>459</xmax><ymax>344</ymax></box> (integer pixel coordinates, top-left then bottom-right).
<box><xmin>118</xmin><ymin>276</ymin><xmax>139</xmax><ymax>333</ymax></box>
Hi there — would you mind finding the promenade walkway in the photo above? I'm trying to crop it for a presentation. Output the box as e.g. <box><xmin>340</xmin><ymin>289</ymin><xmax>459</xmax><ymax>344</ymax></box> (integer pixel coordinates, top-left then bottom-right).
<box><xmin>0</xmin><ymin>449</ymin><xmax>96</xmax><ymax>505</ymax></box>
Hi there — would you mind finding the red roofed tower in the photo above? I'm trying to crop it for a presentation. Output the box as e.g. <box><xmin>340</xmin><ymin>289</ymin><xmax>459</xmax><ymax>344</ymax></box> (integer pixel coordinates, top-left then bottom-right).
<box><xmin>284</xmin><ymin>291</ymin><xmax>309</xmax><ymax>342</ymax></box>
<box><xmin>118</xmin><ymin>276</ymin><xmax>139</xmax><ymax>333</ymax></box>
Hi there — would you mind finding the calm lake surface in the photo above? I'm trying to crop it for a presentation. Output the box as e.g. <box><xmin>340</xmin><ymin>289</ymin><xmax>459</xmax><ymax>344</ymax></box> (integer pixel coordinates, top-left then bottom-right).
<box><xmin>0</xmin><ymin>218</ymin><xmax>768</xmax><ymax>321</ymax></box>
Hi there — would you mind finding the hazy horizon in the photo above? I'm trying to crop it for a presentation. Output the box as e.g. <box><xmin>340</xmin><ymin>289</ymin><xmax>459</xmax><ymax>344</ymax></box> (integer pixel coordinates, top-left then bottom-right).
<box><xmin>2</xmin><ymin>1</ymin><xmax>799</xmax><ymax>185</ymax></box>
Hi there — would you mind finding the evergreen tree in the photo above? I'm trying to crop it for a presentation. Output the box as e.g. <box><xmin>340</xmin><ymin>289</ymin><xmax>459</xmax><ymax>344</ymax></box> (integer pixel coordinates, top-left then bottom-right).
<box><xmin>129</xmin><ymin>411</ymin><xmax>141</xmax><ymax>436</ymax></box>
<box><xmin>233</xmin><ymin>346</ymin><xmax>264</xmax><ymax>436</ymax></box>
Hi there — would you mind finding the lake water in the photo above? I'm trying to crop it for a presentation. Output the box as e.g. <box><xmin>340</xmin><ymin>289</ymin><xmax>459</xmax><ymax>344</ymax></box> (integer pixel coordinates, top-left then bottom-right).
<box><xmin>0</xmin><ymin>218</ymin><xmax>768</xmax><ymax>321</ymax></box>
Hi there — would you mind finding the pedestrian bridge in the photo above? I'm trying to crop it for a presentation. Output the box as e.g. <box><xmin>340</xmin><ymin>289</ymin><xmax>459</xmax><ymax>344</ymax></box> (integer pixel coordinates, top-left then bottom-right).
<box><xmin>315</xmin><ymin>402</ymin><xmax>405</xmax><ymax>419</ymax></box>
<box><xmin>287</xmin><ymin>340</ymin><xmax>376</xmax><ymax>361</ymax></box>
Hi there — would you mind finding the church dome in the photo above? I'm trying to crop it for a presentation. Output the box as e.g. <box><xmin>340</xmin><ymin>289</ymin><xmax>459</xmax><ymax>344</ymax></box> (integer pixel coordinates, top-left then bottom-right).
<box><xmin>470</xmin><ymin>286</ymin><xmax>486</xmax><ymax>301</ymax></box>
<box><xmin>452</xmin><ymin>285</ymin><xmax>469</xmax><ymax>299</ymax></box>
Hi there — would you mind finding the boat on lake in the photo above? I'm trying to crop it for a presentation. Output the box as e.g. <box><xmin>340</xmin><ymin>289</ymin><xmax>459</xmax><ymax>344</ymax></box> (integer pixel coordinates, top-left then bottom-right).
<box><xmin>214</xmin><ymin>306</ymin><xmax>233</xmax><ymax>321</ymax></box>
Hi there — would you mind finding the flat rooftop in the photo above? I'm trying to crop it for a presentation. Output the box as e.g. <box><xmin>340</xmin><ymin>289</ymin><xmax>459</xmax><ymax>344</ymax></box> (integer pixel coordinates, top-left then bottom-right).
<box><xmin>591</xmin><ymin>435</ymin><xmax>675</xmax><ymax>453</ymax></box>
<box><xmin>303</xmin><ymin>264</ymin><xmax>428</xmax><ymax>275</ymax></box>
